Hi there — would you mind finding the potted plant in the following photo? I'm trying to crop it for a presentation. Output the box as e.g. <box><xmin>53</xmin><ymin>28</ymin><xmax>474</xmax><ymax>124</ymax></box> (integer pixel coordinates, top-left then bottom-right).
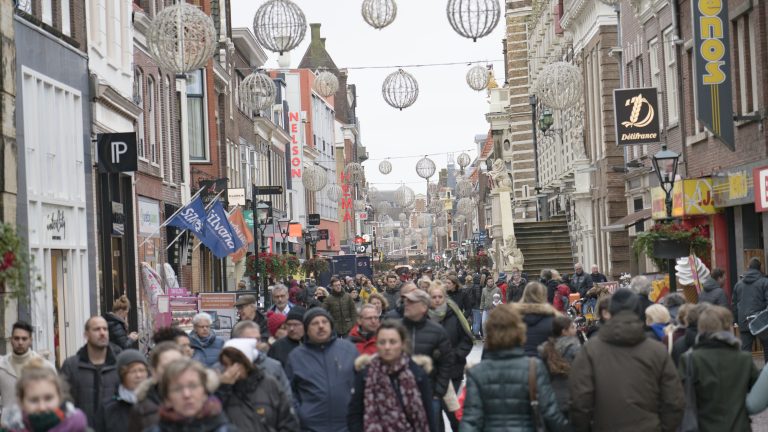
<box><xmin>301</xmin><ymin>257</ymin><xmax>329</xmax><ymax>277</ymax></box>
<box><xmin>0</xmin><ymin>223</ymin><xmax>37</xmax><ymax>303</ymax></box>
<box><xmin>633</xmin><ymin>222</ymin><xmax>710</xmax><ymax>271</ymax></box>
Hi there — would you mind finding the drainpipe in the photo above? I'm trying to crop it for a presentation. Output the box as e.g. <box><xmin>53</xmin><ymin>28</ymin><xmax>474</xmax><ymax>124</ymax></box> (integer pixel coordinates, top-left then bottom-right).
<box><xmin>671</xmin><ymin>0</ymin><xmax>689</xmax><ymax>176</ymax></box>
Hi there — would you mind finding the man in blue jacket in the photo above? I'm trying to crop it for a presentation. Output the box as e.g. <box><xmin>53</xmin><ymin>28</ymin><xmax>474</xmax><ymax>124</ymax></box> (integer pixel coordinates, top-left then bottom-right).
<box><xmin>286</xmin><ymin>308</ymin><xmax>358</xmax><ymax>432</ymax></box>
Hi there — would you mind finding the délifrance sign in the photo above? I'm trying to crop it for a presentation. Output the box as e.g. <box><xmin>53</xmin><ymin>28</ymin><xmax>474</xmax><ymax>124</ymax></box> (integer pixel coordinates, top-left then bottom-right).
<box><xmin>613</xmin><ymin>88</ymin><xmax>661</xmax><ymax>146</ymax></box>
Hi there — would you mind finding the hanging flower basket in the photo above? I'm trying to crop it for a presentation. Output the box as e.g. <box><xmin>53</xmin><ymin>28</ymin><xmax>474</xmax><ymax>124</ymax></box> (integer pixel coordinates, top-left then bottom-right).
<box><xmin>246</xmin><ymin>253</ymin><xmax>299</xmax><ymax>282</ymax></box>
<box><xmin>301</xmin><ymin>257</ymin><xmax>329</xmax><ymax>277</ymax></box>
<box><xmin>0</xmin><ymin>223</ymin><xmax>35</xmax><ymax>302</ymax></box>
<box><xmin>633</xmin><ymin>222</ymin><xmax>710</xmax><ymax>271</ymax></box>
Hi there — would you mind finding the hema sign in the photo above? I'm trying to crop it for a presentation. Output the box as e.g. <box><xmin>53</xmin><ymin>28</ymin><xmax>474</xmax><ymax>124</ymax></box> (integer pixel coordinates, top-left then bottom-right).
<box><xmin>97</xmin><ymin>133</ymin><xmax>138</xmax><ymax>172</ymax></box>
<box><xmin>613</xmin><ymin>88</ymin><xmax>661</xmax><ymax>146</ymax></box>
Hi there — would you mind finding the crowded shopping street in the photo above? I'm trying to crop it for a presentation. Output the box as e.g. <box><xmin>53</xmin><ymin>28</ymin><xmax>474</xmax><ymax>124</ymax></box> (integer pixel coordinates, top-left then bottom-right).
<box><xmin>3</xmin><ymin>0</ymin><xmax>768</xmax><ymax>431</ymax></box>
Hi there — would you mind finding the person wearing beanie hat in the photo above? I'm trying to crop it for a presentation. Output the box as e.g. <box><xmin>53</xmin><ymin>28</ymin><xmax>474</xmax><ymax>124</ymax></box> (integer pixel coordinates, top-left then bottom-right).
<box><xmin>96</xmin><ymin>349</ymin><xmax>149</xmax><ymax>432</ymax></box>
<box><xmin>569</xmin><ymin>288</ymin><xmax>684</xmax><ymax>431</ymax></box>
<box><xmin>218</xmin><ymin>341</ymin><xmax>299</xmax><ymax>432</ymax></box>
<box><xmin>268</xmin><ymin>306</ymin><xmax>306</xmax><ymax>369</ymax></box>
<box><xmin>266</xmin><ymin>312</ymin><xmax>287</xmax><ymax>341</ymax></box>
<box><xmin>286</xmin><ymin>306</ymin><xmax>358</xmax><ymax>431</ymax></box>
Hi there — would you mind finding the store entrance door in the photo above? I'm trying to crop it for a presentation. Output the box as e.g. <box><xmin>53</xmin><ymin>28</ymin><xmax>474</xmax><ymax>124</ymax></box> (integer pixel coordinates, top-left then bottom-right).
<box><xmin>50</xmin><ymin>250</ymin><xmax>67</xmax><ymax>367</ymax></box>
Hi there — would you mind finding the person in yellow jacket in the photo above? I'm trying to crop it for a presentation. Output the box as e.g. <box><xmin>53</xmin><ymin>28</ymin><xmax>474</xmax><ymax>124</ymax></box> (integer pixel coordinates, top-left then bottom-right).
<box><xmin>359</xmin><ymin>277</ymin><xmax>379</xmax><ymax>303</ymax></box>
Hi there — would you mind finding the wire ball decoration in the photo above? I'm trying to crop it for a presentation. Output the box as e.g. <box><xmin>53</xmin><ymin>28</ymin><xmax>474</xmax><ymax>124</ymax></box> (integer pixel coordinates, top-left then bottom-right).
<box><xmin>147</xmin><ymin>2</ymin><xmax>217</xmax><ymax>75</ymax></box>
<box><xmin>466</xmin><ymin>65</ymin><xmax>489</xmax><ymax>91</ymax></box>
<box><xmin>376</xmin><ymin>201</ymin><xmax>392</xmax><ymax>212</ymax></box>
<box><xmin>597</xmin><ymin>0</ymin><xmax>620</xmax><ymax>5</ymax></box>
<box><xmin>427</xmin><ymin>182</ymin><xmax>440</xmax><ymax>194</ymax></box>
<box><xmin>429</xmin><ymin>199</ymin><xmax>443</xmax><ymax>213</ymax></box>
<box><xmin>394</xmin><ymin>185</ymin><xmax>416</xmax><ymax>208</ymax></box>
<box><xmin>534</xmin><ymin>62</ymin><xmax>584</xmax><ymax>110</ymax></box>
<box><xmin>345</xmin><ymin>162</ymin><xmax>365</xmax><ymax>183</ymax></box>
<box><xmin>239</xmin><ymin>71</ymin><xmax>276</xmax><ymax>113</ymax></box>
<box><xmin>378</xmin><ymin>159</ymin><xmax>393</xmax><ymax>175</ymax></box>
<box><xmin>313</xmin><ymin>70</ymin><xmax>339</xmax><ymax>97</ymax></box>
<box><xmin>398</xmin><ymin>213</ymin><xmax>407</xmax><ymax>222</ymax></box>
<box><xmin>457</xmin><ymin>197</ymin><xmax>475</xmax><ymax>215</ymax></box>
<box><xmin>362</xmin><ymin>0</ymin><xmax>398</xmax><ymax>29</ymax></box>
<box><xmin>326</xmin><ymin>183</ymin><xmax>343</xmax><ymax>201</ymax></box>
<box><xmin>416</xmin><ymin>156</ymin><xmax>437</xmax><ymax>180</ymax></box>
<box><xmin>457</xmin><ymin>152</ymin><xmax>472</xmax><ymax>169</ymax></box>
<box><xmin>302</xmin><ymin>164</ymin><xmax>327</xmax><ymax>192</ymax></box>
<box><xmin>252</xmin><ymin>0</ymin><xmax>307</xmax><ymax>55</ymax></box>
<box><xmin>367</xmin><ymin>186</ymin><xmax>379</xmax><ymax>200</ymax></box>
<box><xmin>382</xmin><ymin>69</ymin><xmax>419</xmax><ymax>110</ymax></box>
<box><xmin>456</xmin><ymin>179</ymin><xmax>474</xmax><ymax>198</ymax></box>
<box><xmin>446</xmin><ymin>0</ymin><xmax>501</xmax><ymax>42</ymax></box>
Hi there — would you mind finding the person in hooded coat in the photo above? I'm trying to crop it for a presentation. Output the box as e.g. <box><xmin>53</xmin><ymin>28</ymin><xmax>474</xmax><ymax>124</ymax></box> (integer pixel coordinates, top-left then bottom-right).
<box><xmin>538</xmin><ymin>315</ymin><xmax>581</xmax><ymax>418</ymax></box>
<box><xmin>569</xmin><ymin>289</ymin><xmax>684</xmax><ymax>432</ymax></box>
<box><xmin>217</xmin><ymin>339</ymin><xmax>299</xmax><ymax>432</ymax></box>
<box><xmin>506</xmin><ymin>268</ymin><xmax>527</xmax><ymax>303</ymax></box>
<box><xmin>732</xmin><ymin>258</ymin><xmax>768</xmax><ymax>359</ymax></box>
<box><xmin>698</xmin><ymin>268</ymin><xmax>729</xmax><ymax>307</ymax></box>
<box><xmin>104</xmin><ymin>295</ymin><xmax>139</xmax><ymax>350</ymax></box>
<box><xmin>513</xmin><ymin>282</ymin><xmax>559</xmax><ymax>357</ymax></box>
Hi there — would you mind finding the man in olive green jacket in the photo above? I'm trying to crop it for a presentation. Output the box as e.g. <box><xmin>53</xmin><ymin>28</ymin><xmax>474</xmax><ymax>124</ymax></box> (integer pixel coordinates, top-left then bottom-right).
<box><xmin>323</xmin><ymin>277</ymin><xmax>357</xmax><ymax>336</ymax></box>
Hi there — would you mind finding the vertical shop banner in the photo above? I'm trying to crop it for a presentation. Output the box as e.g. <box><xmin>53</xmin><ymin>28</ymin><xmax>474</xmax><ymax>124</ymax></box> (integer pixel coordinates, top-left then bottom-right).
<box><xmin>201</xmin><ymin>201</ymin><xmax>244</xmax><ymax>258</ymax></box>
<box><xmin>692</xmin><ymin>0</ymin><xmax>735</xmax><ymax>150</ymax></box>
<box><xmin>754</xmin><ymin>166</ymin><xmax>768</xmax><ymax>212</ymax></box>
<box><xmin>228</xmin><ymin>208</ymin><xmax>254</xmax><ymax>262</ymax></box>
<box><xmin>166</xmin><ymin>196</ymin><xmax>206</xmax><ymax>236</ymax></box>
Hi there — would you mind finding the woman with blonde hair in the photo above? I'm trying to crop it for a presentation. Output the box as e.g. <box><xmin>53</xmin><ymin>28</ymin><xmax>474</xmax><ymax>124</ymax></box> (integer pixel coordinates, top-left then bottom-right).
<box><xmin>461</xmin><ymin>305</ymin><xmax>567</xmax><ymax>430</ymax></box>
<box><xmin>2</xmin><ymin>358</ymin><xmax>88</xmax><ymax>432</ymax></box>
<box><xmin>105</xmin><ymin>295</ymin><xmax>138</xmax><ymax>349</ymax></box>
<box><xmin>645</xmin><ymin>304</ymin><xmax>671</xmax><ymax>341</ymax></box>
<box><xmin>515</xmin><ymin>282</ymin><xmax>559</xmax><ymax>357</ymax></box>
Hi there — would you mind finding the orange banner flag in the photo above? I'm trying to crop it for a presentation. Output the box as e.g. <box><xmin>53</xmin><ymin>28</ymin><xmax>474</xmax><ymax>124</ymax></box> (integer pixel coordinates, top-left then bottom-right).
<box><xmin>228</xmin><ymin>208</ymin><xmax>254</xmax><ymax>262</ymax></box>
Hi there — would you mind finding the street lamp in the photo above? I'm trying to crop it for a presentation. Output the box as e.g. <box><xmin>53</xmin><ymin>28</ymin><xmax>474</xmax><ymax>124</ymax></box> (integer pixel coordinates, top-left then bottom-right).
<box><xmin>539</xmin><ymin>108</ymin><xmax>554</xmax><ymax>132</ymax></box>
<box><xmin>277</xmin><ymin>218</ymin><xmax>292</xmax><ymax>254</ymax></box>
<box><xmin>253</xmin><ymin>201</ymin><xmax>271</xmax><ymax>305</ymax></box>
<box><xmin>304</xmin><ymin>228</ymin><xmax>320</xmax><ymax>259</ymax></box>
<box><xmin>651</xmin><ymin>144</ymin><xmax>681</xmax><ymax>292</ymax></box>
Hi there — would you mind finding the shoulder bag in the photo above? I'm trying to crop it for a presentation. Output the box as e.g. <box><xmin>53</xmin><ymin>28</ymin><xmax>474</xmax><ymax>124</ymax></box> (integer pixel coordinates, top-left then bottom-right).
<box><xmin>528</xmin><ymin>357</ymin><xmax>547</xmax><ymax>432</ymax></box>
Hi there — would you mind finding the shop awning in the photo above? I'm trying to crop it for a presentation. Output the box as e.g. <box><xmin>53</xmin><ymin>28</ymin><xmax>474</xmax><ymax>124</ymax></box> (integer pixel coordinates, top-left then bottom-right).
<box><xmin>602</xmin><ymin>208</ymin><xmax>652</xmax><ymax>232</ymax></box>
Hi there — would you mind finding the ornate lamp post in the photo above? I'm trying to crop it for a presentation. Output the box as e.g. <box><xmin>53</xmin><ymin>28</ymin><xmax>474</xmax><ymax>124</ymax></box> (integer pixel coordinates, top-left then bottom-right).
<box><xmin>652</xmin><ymin>144</ymin><xmax>681</xmax><ymax>291</ymax></box>
<box><xmin>277</xmin><ymin>218</ymin><xmax>292</xmax><ymax>254</ymax></box>
<box><xmin>253</xmin><ymin>201</ymin><xmax>271</xmax><ymax>302</ymax></box>
<box><xmin>304</xmin><ymin>227</ymin><xmax>320</xmax><ymax>259</ymax></box>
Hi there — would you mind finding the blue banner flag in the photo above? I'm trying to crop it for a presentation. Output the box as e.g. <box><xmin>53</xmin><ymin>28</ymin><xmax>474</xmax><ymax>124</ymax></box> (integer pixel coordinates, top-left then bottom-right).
<box><xmin>166</xmin><ymin>196</ymin><xmax>206</xmax><ymax>235</ymax></box>
<box><xmin>200</xmin><ymin>201</ymin><xmax>244</xmax><ymax>258</ymax></box>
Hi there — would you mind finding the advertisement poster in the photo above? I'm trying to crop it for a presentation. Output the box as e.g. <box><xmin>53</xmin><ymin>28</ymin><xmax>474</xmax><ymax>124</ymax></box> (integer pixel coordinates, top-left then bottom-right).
<box><xmin>198</xmin><ymin>293</ymin><xmax>237</xmax><ymax>340</ymax></box>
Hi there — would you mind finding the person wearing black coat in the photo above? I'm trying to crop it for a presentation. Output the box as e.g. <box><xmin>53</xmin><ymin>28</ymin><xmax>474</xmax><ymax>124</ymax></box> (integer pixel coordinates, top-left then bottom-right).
<box><xmin>540</xmin><ymin>269</ymin><xmax>558</xmax><ymax>304</ymax></box>
<box><xmin>97</xmin><ymin>350</ymin><xmax>149</xmax><ymax>432</ymax></box>
<box><xmin>514</xmin><ymin>282</ymin><xmax>558</xmax><ymax>357</ymax></box>
<box><xmin>401</xmin><ymin>290</ymin><xmax>454</xmax><ymax>400</ymax></box>
<box><xmin>444</xmin><ymin>275</ymin><xmax>471</xmax><ymax>318</ymax></box>
<box><xmin>732</xmin><ymin>259</ymin><xmax>768</xmax><ymax>359</ymax></box>
<box><xmin>698</xmin><ymin>269</ymin><xmax>729</xmax><ymax>307</ymax></box>
<box><xmin>468</xmin><ymin>274</ymin><xmax>484</xmax><ymax>338</ymax></box>
<box><xmin>105</xmin><ymin>295</ymin><xmax>138</xmax><ymax>350</ymax></box>
<box><xmin>217</xmin><ymin>341</ymin><xmax>299</xmax><ymax>432</ymax></box>
<box><xmin>427</xmin><ymin>286</ymin><xmax>473</xmax><ymax>390</ymax></box>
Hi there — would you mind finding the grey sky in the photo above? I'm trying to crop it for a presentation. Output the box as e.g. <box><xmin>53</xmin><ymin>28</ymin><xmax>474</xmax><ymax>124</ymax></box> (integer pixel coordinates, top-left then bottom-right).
<box><xmin>230</xmin><ymin>0</ymin><xmax>505</xmax><ymax>194</ymax></box>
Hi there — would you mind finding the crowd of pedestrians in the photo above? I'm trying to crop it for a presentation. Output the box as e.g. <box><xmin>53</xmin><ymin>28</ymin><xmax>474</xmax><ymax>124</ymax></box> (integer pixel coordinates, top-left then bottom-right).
<box><xmin>4</xmin><ymin>260</ymin><xmax>768</xmax><ymax>431</ymax></box>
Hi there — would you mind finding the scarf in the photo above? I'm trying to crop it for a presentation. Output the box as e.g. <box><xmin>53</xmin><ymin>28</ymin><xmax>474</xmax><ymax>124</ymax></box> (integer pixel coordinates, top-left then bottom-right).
<box><xmin>158</xmin><ymin>396</ymin><xmax>223</xmax><ymax>423</ymax></box>
<box><xmin>16</xmin><ymin>403</ymin><xmax>87</xmax><ymax>432</ymax></box>
<box><xmin>363</xmin><ymin>355</ymin><xmax>429</xmax><ymax>432</ymax></box>
<box><xmin>118</xmin><ymin>384</ymin><xmax>138</xmax><ymax>404</ymax></box>
<box><xmin>10</xmin><ymin>350</ymin><xmax>33</xmax><ymax>377</ymax></box>
<box><xmin>428</xmin><ymin>303</ymin><xmax>448</xmax><ymax>322</ymax></box>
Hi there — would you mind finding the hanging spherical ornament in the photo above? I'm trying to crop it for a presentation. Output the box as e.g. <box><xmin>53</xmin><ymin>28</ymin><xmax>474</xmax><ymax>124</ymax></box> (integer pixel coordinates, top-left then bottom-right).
<box><xmin>457</xmin><ymin>197</ymin><xmax>475</xmax><ymax>215</ymax></box>
<box><xmin>397</xmin><ymin>227</ymin><xmax>404</xmax><ymax>235</ymax></box>
<box><xmin>446</xmin><ymin>0</ymin><xmax>501</xmax><ymax>42</ymax></box>
<box><xmin>405</xmin><ymin>228</ymin><xmax>413</xmax><ymax>236</ymax></box>
<box><xmin>252</xmin><ymin>0</ymin><xmax>307</xmax><ymax>55</ymax></box>
<box><xmin>376</xmin><ymin>201</ymin><xmax>392</xmax><ymax>212</ymax></box>
<box><xmin>394</xmin><ymin>185</ymin><xmax>416</xmax><ymax>208</ymax></box>
<box><xmin>535</xmin><ymin>62</ymin><xmax>584</xmax><ymax>110</ymax></box>
<box><xmin>454</xmin><ymin>214</ymin><xmax>466</xmax><ymax>224</ymax></box>
<box><xmin>456</xmin><ymin>179</ymin><xmax>474</xmax><ymax>198</ymax></box>
<box><xmin>416</xmin><ymin>156</ymin><xmax>436</xmax><ymax>179</ymax></box>
<box><xmin>326</xmin><ymin>183</ymin><xmax>343</xmax><ymax>201</ymax></box>
<box><xmin>382</xmin><ymin>69</ymin><xmax>419</xmax><ymax>110</ymax></box>
<box><xmin>362</xmin><ymin>0</ymin><xmax>398</xmax><ymax>29</ymax></box>
<box><xmin>239</xmin><ymin>71</ymin><xmax>277</xmax><ymax>112</ymax></box>
<box><xmin>345</xmin><ymin>162</ymin><xmax>365</xmax><ymax>183</ymax></box>
<box><xmin>436</xmin><ymin>214</ymin><xmax>448</xmax><ymax>227</ymax></box>
<box><xmin>313</xmin><ymin>70</ymin><xmax>339</xmax><ymax>97</ymax></box>
<box><xmin>354</xmin><ymin>200</ymin><xmax>366</xmax><ymax>211</ymax></box>
<box><xmin>302</xmin><ymin>165</ymin><xmax>328</xmax><ymax>192</ymax></box>
<box><xmin>147</xmin><ymin>3</ymin><xmax>217</xmax><ymax>74</ymax></box>
<box><xmin>466</xmin><ymin>65</ymin><xmax>489</xmax><ymax>91</ymax></box>
<box><xmin>435</xmin><ymin>226</ymin><xmax>447</xmax><ymax>237</ymax></box>
<box><xmin>378</xmin><ymin>160</ymin><xmax>393</xmax><ymax>175</ymax></box>
<box><xmin>398</xmin><ymin>213</ymin><xmax>407</xmax><ymax>222</ymax></box>
<box><xmin>457</xmin><ymin>152</ymin><xmax>471</xmax><ymax>169</ymax></box>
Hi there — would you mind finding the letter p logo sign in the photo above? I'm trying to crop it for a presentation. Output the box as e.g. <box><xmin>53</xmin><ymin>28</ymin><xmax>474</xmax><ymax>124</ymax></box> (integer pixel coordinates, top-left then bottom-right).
<box><xmin>97</xmin><ymin>133</ymin><xmax>137</xmax><ymax>173</ymax></box>
<box><xmin>111</xmin><ymin>141</ymin><xmax>128</xmax><ymax>163</ymax></box>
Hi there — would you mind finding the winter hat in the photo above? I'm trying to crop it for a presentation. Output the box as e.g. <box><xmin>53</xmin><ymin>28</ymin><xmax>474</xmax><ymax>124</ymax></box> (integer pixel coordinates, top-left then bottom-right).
<box><xmin>286</xmin><ymin>306</ymin><xmax>307</xmax><ymax>323</ymax></box>
<box><xmin>223</xmin><ymin>338</ymin><xmax>259</xmax><ymax>363</ymax></box>
<box><xmin>116</xmin><ymin>349</ymin><xmax>148</xmax><ymax>378</ymax></box>
<box><xmin>267</xmin><ymin>312</ymin><xmax>287</xmax><ymax>337</ymax></box>
<box><xmin>303</xmin><ymin>307</ymin><xmax>334</xmax><ymax>332</ymax></box>
<box><xmin>497</xmin><ymin>272</ymin><xmax>507</xmax><ymax>282</ymax></box>
<box><xmin>609</xmin><ymin>288</ymin><xmax>642</xmax><ymax>318</ymax></box>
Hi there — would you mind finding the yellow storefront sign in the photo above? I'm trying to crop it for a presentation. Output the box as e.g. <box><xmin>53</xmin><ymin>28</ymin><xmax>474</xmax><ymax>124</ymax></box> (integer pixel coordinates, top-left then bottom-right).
<box><xmin>651</xmin><ymin>179</ymin><xmax>716</xmax><ymax>220</ymax></box>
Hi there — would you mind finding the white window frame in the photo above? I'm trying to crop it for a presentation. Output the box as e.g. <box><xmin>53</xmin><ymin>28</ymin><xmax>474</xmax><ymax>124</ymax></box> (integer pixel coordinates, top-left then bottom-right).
<box><xmin>648</xmin><ymin>37</ymin><xmax>664</xmax><ymax>130</ymax></box>
<box><xmin>136</xmin><ymin>70</ymin><xmax>147</xmax><ymax>161</ymax></box>
<box><xmin>61</xmin><ymin>0</ymin><xmax>71</xmax><ymax>35</ymax></box>
<box><xmin>663</xmin><ymin>27</ymin><xmax>679</xmax><ymax>126</ymax></box>
<box><xmin>187</xmin><ymin>69</ymin><xmax>209</xmax><ymax>162</ymax></box>
<box><xmin>42</xmin><ymin>0</ymin><xmax>52</xmax><ymax>25</ymax></box>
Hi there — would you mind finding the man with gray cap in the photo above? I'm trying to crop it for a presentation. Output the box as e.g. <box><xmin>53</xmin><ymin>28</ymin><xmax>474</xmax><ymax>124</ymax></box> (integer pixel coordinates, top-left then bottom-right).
<box><xmin>286</xmin><ymin>308</ymin><xmax>357</xmax><ymax>432</ymax></box>
<box><xmin>234</xmin><ymin>294</ymin><xmax>269</xmax><ymax>341</ymax></box>
<box><xmin>401</xmin><ymin>289</ymin><xmax>453</xmax><ymax>421</ymax></box>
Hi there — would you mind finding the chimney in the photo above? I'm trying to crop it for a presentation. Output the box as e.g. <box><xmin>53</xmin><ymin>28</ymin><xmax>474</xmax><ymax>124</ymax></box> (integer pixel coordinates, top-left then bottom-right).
<box><xmin>320</xmin><ymin>38</ymin><xmax>326</xmax><ymax>48</ymax></box>
<box><xmin>310</xmin><ymin>23</ymin><xmax>321</xmax><ymax>43</ymax></box>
